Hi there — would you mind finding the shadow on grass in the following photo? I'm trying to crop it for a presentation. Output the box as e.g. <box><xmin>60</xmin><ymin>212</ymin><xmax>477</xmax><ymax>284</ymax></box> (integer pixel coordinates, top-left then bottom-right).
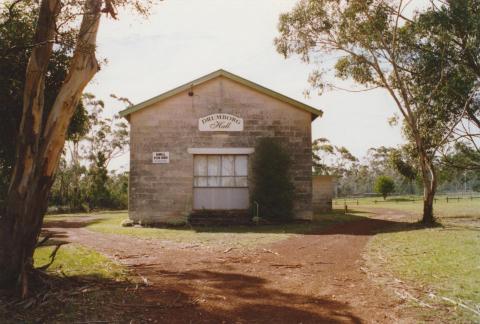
<box><xmin>41</xmin><ymin>209</ymin><xmax>425</xmax><ymax>238</ymax></box>
<box><xmin>440</xmin><ymin>215</ymin><xmax>480</xmax><ymax>229</ymax></box>
<box><xmin>43</xmin><ymin>217</ymin><xmax>104</xmax><ymax>229</ymax></box>
<box><xmin>171</xmin><ymin>209</ymin><xmax>419</xmax><ymax>237</ymax></box>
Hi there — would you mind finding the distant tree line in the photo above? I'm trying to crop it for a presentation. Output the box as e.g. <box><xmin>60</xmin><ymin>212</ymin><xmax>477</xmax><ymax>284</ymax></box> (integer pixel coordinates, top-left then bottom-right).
<box><xmin>48</xmin><ymin>94</ymin><xmax>130</xmax><ymax>212</ymax></box>
<box><xmin>313</xmin><ymin>139</ymin><xmax>480</xmax><ymax>198</ymax></box>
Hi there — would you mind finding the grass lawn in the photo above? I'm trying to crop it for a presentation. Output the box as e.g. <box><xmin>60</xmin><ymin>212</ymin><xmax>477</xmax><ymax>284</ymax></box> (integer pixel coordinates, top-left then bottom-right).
<box><xmin>336</xmin><ymin>196</ymin><xmax>480</xmax><ymax>224</ymax></box>
<box><xmin>368</xmin><ymin>226</ymin><xmax>480</xmax><ymax>322</ymax></box>
<box><xmin>45</xmin><ymin>210</ymin><xmax>363</xmax><ymax>248</ymax></box>
<box><xmin>359</xmin><ymin>196</ymin><xmax>480</xmax><ymax>322</ymax></box>
<box><xmin>34</xmin><ymin>244</ymin><xmax>128</xmax><ymax>280</ymax></box>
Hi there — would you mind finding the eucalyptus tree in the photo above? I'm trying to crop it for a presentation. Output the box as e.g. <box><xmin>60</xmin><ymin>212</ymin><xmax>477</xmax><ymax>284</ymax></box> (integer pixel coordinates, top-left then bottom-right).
<box><xmin>0</xmin><ymin>0</ymin><xmax>153</xmax><ymax>294</ymax></box>
<box><xmin>414</xmin><ymin>0</ymin><xmax>480</xmax><ymax>168</ymax></box>
<box><xmin>0</xmin><ymin>1</ymin><xmax>90</xmax><ymax>202</ymax></box>
<box><xmin>275</xmin><ymin>0</ymin><xmax>475</xmax><ymax>225</ymax></box>
<box><xmin>81</xmin><ymin>94</ymin><xmax>129</xmax><ymax>209</ymax></box>
<box><xmin>312</xmin><ymin>138</ymin><xmax>358</xmax><ymax>176</ymax></box>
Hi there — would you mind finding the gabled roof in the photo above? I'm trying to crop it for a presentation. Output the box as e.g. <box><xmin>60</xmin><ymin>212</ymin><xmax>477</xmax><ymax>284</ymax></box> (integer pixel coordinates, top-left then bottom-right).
<box><xmin>119</xmin><ymin>69</ymin><xmax>323</xmax><ymax>120</ymax></box>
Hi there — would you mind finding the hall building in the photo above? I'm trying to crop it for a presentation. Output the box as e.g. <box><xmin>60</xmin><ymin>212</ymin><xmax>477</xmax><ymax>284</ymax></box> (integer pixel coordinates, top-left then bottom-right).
<box><xmin>120</xmin><ymin>69</ymin><xmax>326</xmax><ymax>224</ymax></box>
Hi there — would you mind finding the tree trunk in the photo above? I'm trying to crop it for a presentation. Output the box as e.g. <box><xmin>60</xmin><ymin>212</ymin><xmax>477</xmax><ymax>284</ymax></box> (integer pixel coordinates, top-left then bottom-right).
<box><xmin>0</xmin><ymin>0</ymin><xmax>101</xmax><ymax>294</ymax></box>
<box><xmin>0</xmin><ymin>0</ymin><xmax>60</xmax><ymax>292</ymax></box>
<box><xmin>423</xmin><ymin>185</ymin><xmax>435</xmax><ymax>224</ymax></box>
<box><xmin>419</xmin><ymin>151</ymin><xmax>437</xmax><ymax>226</ymax></box>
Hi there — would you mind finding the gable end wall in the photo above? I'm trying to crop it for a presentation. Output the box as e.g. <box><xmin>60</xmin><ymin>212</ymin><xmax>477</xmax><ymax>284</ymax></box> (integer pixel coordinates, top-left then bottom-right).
<box><xmin>129</xmin><ymin>76</ymin><xmax>313</xmax><ymax>223</ymax></box>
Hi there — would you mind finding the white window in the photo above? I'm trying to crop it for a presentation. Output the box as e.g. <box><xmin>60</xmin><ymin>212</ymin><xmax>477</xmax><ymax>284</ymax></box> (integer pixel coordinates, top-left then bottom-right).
<box><xmin>194</xmin><ymin>155</ymin><xmax>248</xmax><ymax>188</ymax></box>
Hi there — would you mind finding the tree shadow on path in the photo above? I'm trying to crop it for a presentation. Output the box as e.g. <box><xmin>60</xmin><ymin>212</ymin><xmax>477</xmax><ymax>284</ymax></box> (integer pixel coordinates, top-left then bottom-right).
<box><xmin>131</xmin><ymin>268</ymin><xmax>364</xmax><ymax>324</ymax></box>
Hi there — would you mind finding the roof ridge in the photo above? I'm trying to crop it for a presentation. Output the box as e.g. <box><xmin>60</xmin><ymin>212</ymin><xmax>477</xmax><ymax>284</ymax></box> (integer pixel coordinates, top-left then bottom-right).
<box><xmin>119</xmin><ymin>69</ymin><xmax>323</xmax><ymax>120</ymax></box>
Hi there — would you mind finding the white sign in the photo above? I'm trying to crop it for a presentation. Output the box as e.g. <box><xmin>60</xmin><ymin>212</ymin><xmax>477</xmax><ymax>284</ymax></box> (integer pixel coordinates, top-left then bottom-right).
<box><xmin>152</xmin><ymin>152</ymin><xmax>169</xmax><ymax>164</ymax></box>
<box><xmin>199</xmin><ymin>113</ymin><xmax>244</xmax><ymax>132</ymax></box>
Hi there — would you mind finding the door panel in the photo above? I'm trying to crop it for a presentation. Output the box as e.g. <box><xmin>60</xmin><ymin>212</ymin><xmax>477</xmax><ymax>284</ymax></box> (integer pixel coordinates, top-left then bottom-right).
<box><xmin>193</xmin><ymin>188</ymin><xmax>249</xmax><ymax>210</ymax></box>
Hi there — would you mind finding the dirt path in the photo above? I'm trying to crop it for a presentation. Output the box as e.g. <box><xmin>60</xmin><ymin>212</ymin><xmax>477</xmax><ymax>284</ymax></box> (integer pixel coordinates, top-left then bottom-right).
<box><xmin>45</xmin><ymin>211</ymin><xmax>413</xmax><ymax>323</ymax></box>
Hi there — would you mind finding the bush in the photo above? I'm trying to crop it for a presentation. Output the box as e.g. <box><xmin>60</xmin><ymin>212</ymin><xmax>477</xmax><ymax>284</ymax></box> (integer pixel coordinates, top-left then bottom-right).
<box><xmin>252</xmin><ymin>138</ymin><xmax>294</xmax><ymax>222</ymax></box>
<box><xmin>374</xmin><ymin>176</ymin><xmax>395</xmax><ymax>199</ymax></box>
<box><xmin>120</xmin><ymin>219</ymin><xmax>134</xmax><ymax>227</ymax></box>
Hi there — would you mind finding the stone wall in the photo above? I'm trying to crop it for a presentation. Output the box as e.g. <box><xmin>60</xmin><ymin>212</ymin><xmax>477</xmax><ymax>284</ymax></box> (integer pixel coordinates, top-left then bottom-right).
<box><xmin>128</xmin><ymin>76</ymin><xmax>313</xmax><ymax>223</ymax></box>
<box><xmin>312</xmin><ymin>175</ymin><xmax>335</xmax><ymax>213</ymax></box>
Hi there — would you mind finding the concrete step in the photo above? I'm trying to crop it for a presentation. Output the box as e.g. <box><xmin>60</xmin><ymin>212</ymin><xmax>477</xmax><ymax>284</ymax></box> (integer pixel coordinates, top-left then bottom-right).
<box><xmin>188</xmin><ymin>210</ymin><xmax>252</xmax><ymax>226</ymax></box>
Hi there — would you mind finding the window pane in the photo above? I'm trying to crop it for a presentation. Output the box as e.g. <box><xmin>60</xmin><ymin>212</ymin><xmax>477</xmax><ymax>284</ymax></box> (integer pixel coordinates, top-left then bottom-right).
<box><xmin>208</xmin><ymin>176</ymin><xmax>220</xmax><ymax>187</ymax></box>
<box><xmin>194</xmin><ymin>155</ymin><xmax>207</xmax><ymax>176</ymax></box>
<box><xmin>194</xmin><ymin>176</ymin><xmax>208</xmax><ymax>187</ymax></box>
<box><xmin>221</xmin><ymin>177</ymin><xmax>235</xmax><ymax>187</ymax></box>
<box><xmin>222</xmin><ymin>155</ymin><xmax>235</xmax><ymax>176</ymax></box>
<box><xmin>235</xmin><ymin>156</ymin><xmax>248</xmax><ymax>176</ymax></box>
<box><xmin>236</xmin><ymin>177</ymin><xmax>248</xmax><ymax>187</ymax></box>
<box><xmin>207</xmin><ymin>156</ymin><xmax>221</xmax><ymax>176</ymax></box>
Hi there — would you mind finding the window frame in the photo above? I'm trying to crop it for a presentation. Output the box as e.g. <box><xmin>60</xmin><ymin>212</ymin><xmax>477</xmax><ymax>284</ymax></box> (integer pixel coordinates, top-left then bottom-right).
<box><xmin>193</xmin><ymin>154</ymin><xmax>248</xmax><ymax>188</ymax></box>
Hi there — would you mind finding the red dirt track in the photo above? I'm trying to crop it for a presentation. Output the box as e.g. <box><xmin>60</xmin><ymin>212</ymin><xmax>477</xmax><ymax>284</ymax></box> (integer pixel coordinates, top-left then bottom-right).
<box><xmin>45</xmin><ymin>211</ymin><xmax>414</xmax><ymax>323</ymax></box>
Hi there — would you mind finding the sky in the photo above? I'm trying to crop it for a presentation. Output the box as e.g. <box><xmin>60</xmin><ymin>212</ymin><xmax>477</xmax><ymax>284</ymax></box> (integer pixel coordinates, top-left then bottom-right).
<box><xmin>85</xmin><ymin>0</ymin><xmax>407</xmax><ymax>171</ymax></box>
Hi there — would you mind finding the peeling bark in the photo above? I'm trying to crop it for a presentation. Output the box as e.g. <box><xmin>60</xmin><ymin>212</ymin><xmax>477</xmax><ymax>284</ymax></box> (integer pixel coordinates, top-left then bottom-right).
<box><xmin>0</xmin><ymin>0</ymin><xmax>102</xmax><ymax>294</ymax></box>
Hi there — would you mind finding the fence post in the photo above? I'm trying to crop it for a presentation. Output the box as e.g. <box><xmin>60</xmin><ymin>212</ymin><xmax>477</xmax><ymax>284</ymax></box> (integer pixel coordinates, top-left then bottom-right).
<box><xmin>446</xmin><ymin>197</ymin><xmax>449</xmax><ymax>203</ymax></box>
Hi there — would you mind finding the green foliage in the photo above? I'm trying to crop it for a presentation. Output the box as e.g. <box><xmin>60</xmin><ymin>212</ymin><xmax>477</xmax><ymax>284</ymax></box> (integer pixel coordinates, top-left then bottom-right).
<box><xmin>0</xmin><ymin>2</ymin><xmax>90</xmax><ymax>203</ymax></box>
<box><xmin>442</xmin><ymin>142</ymin><xmax>480</xmax><ymax>171</ymax></box>
<box><xmin>374</xmin><ymin>176</ymin><xmax>395</xmax><ymax>199</ymax></box>
<box><xmin>83</xmin><ymin>94</ymin><xmax>129</xmax><ymax>168</ymax></box>
<box><xmin>50</xmin><ymin>160</ymin><xmax>128</xmax><ymax>212</ymax></box>
<box><xmin>400</xmin><ymin>2</ymin><xmax>479</xmax><ymax>157</ymax></box>
<box><xmin>436</xmin><ymin>147</ymin><xmax>480</xmax><ymax>193</ymax></box>
<box><xmin>389</xmin><ymin>149</ymin><xmax>417</xmax><ymax>182</ymax></box>
<box><xmin>252</xmin><ymin>138</ymin><xmax>294</xmax><ymax>222</ymax></box>
<box><xmin>88</xmin><ymin>152</ymin><xmax>111</xmax><ymax>208</ymax></box>
<box><xmin>49</xmin><ymin>157</ymin><xmax>88</xmax><ymax>211</ymax></box>
<box><xmin>312</xmin><ymin>138</ymin><xmax>357</xmax><ymax>176</ymax></box>
<box><xmin>49</xmin><ymin>94</ymin><xmax>130</xmax><ymax>212</ymax></box>
<box><xmin>107</xmin><ymin>171</ymin><xmax>129</xmax><ymax>209</ymax></box>
<box><xmin>67</xmin><ymin>100</ymin><xmax>91</xmax><ymax>143</ymax></box>
<box><xmin>473</xmin><ymin>182</ymin><xmax>480</xmax><ymax>192</ymax></box>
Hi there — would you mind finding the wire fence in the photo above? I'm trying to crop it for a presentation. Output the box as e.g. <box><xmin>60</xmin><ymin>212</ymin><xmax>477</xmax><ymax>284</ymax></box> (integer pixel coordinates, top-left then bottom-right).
<box><xmin>333</xmin><ymin>195</ymin><xmax>480</xmax><ymax>206</ymax></box>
